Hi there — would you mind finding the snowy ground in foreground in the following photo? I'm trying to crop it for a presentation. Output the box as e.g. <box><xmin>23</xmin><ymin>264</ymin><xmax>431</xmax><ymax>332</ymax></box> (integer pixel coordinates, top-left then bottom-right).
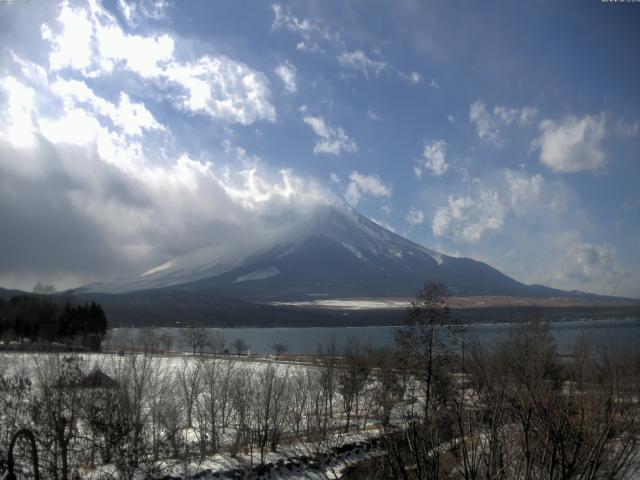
<box><xmin>81</xmin><ymin>432</ymin><xmax>381</xmax><ymax>480</ymax></box>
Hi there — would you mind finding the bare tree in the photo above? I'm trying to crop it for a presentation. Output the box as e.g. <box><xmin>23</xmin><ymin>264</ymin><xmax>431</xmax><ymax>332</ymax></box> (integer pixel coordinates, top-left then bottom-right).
<box><xmin>231</xmin><ymin>338</ymin><xmax>249</xmax><ymax>355</ymax></box>
<box><xmin>271</xmin><ymin>343</ymin><xmax>288</xmax><ymax>357</ymax></box>
<box><xmin>210</xmin><ymin>329</ymin><xmax>227</xmax><ymax>354</ymax></box>
<box><xmin>229</xmin><ymin>364</ymin><xmax>252</xmax><ymax>457</ymax></box>
<box><xmin>337</xmin><ymin>338</ymin><xmax>370</xmax><ymax>432</ymax></box>
<box><xmin>158</xmin><ymin>333</ymin><xmax>173</xmax><ymax>354</ymax></box>
<box><xmin>289</xmin><ymin>369</ymin><xmax>310</xmax><ymax>437</ymax></box>
<box><xmin>252</xmin><ymin>364</ymin><xmax>290</xmax><ymax>462</ymax></box>
<box><xmin>395</xmin><ymin>281</ymin><xmax>454</xmax><ymax>418</ymax></box>
<box><xmin>371</xmin><ymin>346</ymin><xmax>404</xmax><ymax>427</ymax></box>
<box><xmin>0</xmin><ymin>360</ymin><xmax>33</xmax><ymax>478</ymax></box>
<box><xmin>32</xmin><ymin>355</ymin><xmax>85</xmax><ymax>480</ymax></box>
<box><xmin>176</xmin><ymin>357</ymin><xmax>204</xmax><ymax>428</ymax></box>
<box><xmin>375</xmin><ymin>282</ymin><xmax>458</xmax><ymax>480</ymax></box>
<box><xmin>180</xmin><ymin>326</ymin><xmax>211</xmax><ymax>355</ymax></box>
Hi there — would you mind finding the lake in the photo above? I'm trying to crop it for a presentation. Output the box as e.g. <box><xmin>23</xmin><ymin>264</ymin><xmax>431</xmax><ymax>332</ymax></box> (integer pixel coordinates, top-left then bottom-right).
<box><xmin>104</xmin><ymin>317</ymin><xmax>640</xmax><ymax>355</ymax></box>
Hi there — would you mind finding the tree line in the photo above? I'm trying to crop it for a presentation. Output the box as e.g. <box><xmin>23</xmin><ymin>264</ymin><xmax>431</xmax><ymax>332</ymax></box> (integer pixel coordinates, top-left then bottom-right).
<box><xmin>0</xmin><ymin>295</ymin><xmax>108</xmax><ymax>350</ymax></box>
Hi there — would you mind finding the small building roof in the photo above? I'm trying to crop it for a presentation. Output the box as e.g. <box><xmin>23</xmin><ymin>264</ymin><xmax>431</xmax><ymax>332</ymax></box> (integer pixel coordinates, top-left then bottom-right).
<box><xmin>77</xmin><ymin>369</ymin><xmax>119</xmax><ymax>389</ymax></box>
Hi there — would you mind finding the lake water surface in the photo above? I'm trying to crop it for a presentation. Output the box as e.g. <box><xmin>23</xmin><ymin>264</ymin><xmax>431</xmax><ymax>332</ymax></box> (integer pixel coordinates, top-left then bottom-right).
<box><xmin>105</xmin><ymin>317</ymin><xmax>640</xmax><ymax>355</ymax></box>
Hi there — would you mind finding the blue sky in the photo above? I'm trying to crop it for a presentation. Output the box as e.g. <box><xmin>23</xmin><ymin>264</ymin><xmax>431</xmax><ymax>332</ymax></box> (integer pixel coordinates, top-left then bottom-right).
<box><xmin>0</xmin><ymin>0</ymin><xmax>639</xmax><ymax>297</ymax></box>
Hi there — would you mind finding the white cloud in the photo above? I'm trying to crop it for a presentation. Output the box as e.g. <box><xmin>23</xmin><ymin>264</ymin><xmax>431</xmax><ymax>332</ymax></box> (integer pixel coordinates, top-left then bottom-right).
<box><xmin>518</xmin><ymin>106</ymin><xmax>539</xmax><ymax>126</ymax></box>
<box><xmin>398</xmin><ymin>71</ymin><xmax>422</xmax><ymax>84</ymax></box>
<box><xmin>272</xmin><ymin>4</ymin><xmax>314</xmax><ymax>36</ymax></box>
<box><xmin>271</xmin><ymin>4</ymin><xmax>340</xmax><ymax>51</ymax></box>
<box><xmin>534</xmin><ymin>114</ymin><xmax>607</xmax><ymax>172</ymax></box>
<box><xmin>44</xmin><ymin>0</ymin><xmax>175</xmax><ymax>78</ymax></box>
<box><xmin>295</xmin><ymin>41</ymin><xmax>324</xmax><ymax>54</ymax></box>
<box><xmin>492</xmin><ymin>105</ymin><xmax>538</xmax><ymax>126</ymax></box>
<box><xmin>344</xmin><ymin>171</ymin><xmax>392</xmax><ymax>206</ymax></box>
<box><xmin>614</xmin><ymin>119</ymin><xmax>640</xmax><ymax>137</ymax></box>
<box><xmin>40</xmin><ymin>107</ymin><xmax>103</xmax><ymax>146</ymax></box>
<box><xmin>406</xmin><ymin>207</ymin><xmax>425</xmax><ymax>226</ymax></box>
<box><xmin>274</xmin><ymin>60</ymin><xmax>297</xmax><ymax>94</ymax></box>
<box><xmin>337</xmin><ymin>50</ymin><xmax>387</xmax><ymax>78</ymax></box>
<box><xmin>118</xmin><ymin>0</ymin><xmax>169</xmax><ymax>26</ymax></box>
<box><xmin>303</xmin><ymin>115</ymin><xmax>357</xmax><ymax>155</ymax></box>
<box><xmin>43</xmin><ymin>1</ymin><xmax>94</xmax><ymax>72</ymax></box>
<box><xmin>504</xmin><ymin>169</ymin><xmax>545</xmax><ymax>217</ymax></box>
<box><xmin>416</xmin><ymin>139</ymin><xmax>448</xmax><ymax>177</ymax></box>
<box><xmin>367</xmin><ymin>109</ymin><xmax>381</xmax><ymax>121</ymax></box>
<box><xmin>469</xmin><ymin>100</ymin><xmax>502</xmax><ymax>147</ymax></box>
<box><xmin>469</xmin><ymin>99</ymin><xmax>538</xmax><ymax>148</ymax></box>
<box><xmin>42</xmin><ymin>0</ymin><xmax>276</xmax><ymax>125</ymax></box>
<box><xmin>432</xmin><ymin>182</ymin><xmax>505</xmax><ymax>242</ymax></box>
<box><xmin>0</xmin><ymin>76</ymin><xmax>37</xmax><ymax>149</ymax></box>
<box><xmin>50</xmin><ymin>79</ymin><xmax>163</xmax><ymax>137</ymax></box>
<box><xmin>429</xmin><ymin>78</ymin><xmax>439</xmax><ymax>89</ymax></box>
<box><xmin>110</xmin><ymin>92</ymin><xmax>164</xmax><ymax>136</ymax></box>
<box><xmin>164</xmin><ymin>56</ymin><xmax>276</xmax><ymax>125</ymax></box>
<box><xmin>560</xmin><ymin>242</ymin><xmax>623</xmax><ymax>285</ymax></box>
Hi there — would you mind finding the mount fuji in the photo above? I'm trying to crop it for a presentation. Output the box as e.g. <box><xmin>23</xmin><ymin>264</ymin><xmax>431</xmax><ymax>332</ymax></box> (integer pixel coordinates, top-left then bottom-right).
<box><xmin>69</xmin><ymin>205</ymin><xmax>637</xmax><ymax>326</ymax></box>
<box><xmin>82</xmin><ymin>205</ymin><xmax>566</xmax><ymax>300</ymax></box>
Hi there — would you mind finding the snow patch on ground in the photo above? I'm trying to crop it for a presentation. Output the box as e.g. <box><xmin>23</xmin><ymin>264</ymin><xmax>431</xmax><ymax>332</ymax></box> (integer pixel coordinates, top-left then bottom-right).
<box><xmin>234</xmin><ymin>266</ymin><xmax>281</xmax><ymax>283</ymax></box>
<box><xmin>340</xmin><ymin>242</ymin><xmax>363</xmax><ymax>260</ymax></box>
<box><xmin>430</xmin><ymin>253</ymin><xmax>444</xmax><ymax>265</ymax></box>
<box><xmin>272</xmin><ymin>299</ymin><xmax>411</xmax><ymax>310</ymax></box>
<box><xmin>140</xmin><ymin>260</ymin><xmax>175</xmax><ymax>277</ymax></box>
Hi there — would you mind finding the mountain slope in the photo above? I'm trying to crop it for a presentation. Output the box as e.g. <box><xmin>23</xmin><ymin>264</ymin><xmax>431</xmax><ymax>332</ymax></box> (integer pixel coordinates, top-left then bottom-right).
<box><xmin>82</xmin><ymin>205</ymin><xmax>568</xmax><ymax>300</ymax></box>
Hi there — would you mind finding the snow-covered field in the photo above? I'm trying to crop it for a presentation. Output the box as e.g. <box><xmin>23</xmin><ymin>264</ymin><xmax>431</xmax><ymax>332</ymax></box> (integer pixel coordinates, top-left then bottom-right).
<box><xmin>0</xmin><ymin>351</ymin><xmax>397</xmax><ymax>480</ymax></box>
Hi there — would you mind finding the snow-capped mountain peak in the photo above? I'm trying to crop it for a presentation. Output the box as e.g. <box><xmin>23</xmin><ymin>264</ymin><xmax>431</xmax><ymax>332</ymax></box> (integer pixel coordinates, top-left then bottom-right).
<box><xmin>81</xmin><ymin>205</ymin><xmax>530</xmax><ymax>299</ymax></box>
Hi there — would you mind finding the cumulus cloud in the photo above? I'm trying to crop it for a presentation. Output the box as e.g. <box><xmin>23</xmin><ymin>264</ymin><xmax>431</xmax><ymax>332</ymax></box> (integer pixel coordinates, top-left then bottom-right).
<box><xmin>271</xmin><ymin>3</ymin><xmax>341</xmax><ymax>52</ymax></box>
<box><xmin>41</xmin><ymin>0</ymin><xmax>276</xmax><ymax>125</ymax></box>
<box><xmin>504</xmin><ymin>169</ymin><xmax>545</xmax><ymax>217</ymax></box>
<box><xmin>337</xmin><ymin>50</ymin><xmax>387</xmax><ymax>78</ymax></box>
<box><xmin>415</xmin><ymin>139</ymin><xmax>448</xmax><ymax>177</ymax></box>
<box><xmin>469</xmin><ymin>99</ymin><xmax>538</xmax><ymax>148</ymax></box>
<box><xmin>274</xmin><ymin>60</ymin><xmax>297</xmax><ymax>94</ymax></box>
<box><xmin>533</xmin><ymin>114</ymin><xmax>607</xmax><ymax>172</ymax></box>
<box><xmin>560</xmin><ymin>242</ymin><xmax>623</xmax><ymax>285</ymax></box>
<box><xmin>0</xmin><ymin>76</ymin><xmax>37</xmax><ymax>149</ymax></box>
<box><xmin>504</xmin><ymin>168</ymin><xmax>576</xmax><ymax>220</ymax></box>
<box><xmin>432</xmin><ymin>182</ymin><xmax>506</xmax><ymax>243</ymax></box>
<box><xmin>118</xmin><ymin>0</ymin><xmax>170</xmax><ymax>26</ymax></box>
<box><xmin>469</xmin><ymin>100</ymin><xmax>502</xmax><ymax>147</ymax></box>
<box><xmin>303</xmin><ymin>115</ymin><xmax>357</xmax><ymax>155</ymax></box>
<box><xmin>430</xmin><ymin>168</ymin><xmax>581</xmax><ymax>251</ymax></box>
<box><xmin>406</xmin><ymin>207</ymin><xmax>425</xmax><ymax>226</ymax></box>
<box><xmin>344</xmin><ymin>171</ymin><xmax>392</xmax><ymax>206</ymax></box>
<box><xmin>164</xmin><ymin>57</ymin><xmax>276</xmax><ymax>124</ymax></box>
<box><xmin>398</xmin><ymin>71</ymin><xmax>422</xmax><ymax>84</ymax></box>
<box><xmin>367</xmin><ymin>109</ymin><xmax>381</xmax><ymax>121</ymax></box>
<box><xmin>50</xmin><ymin>79</ymin><xmax>164</xmax><ymax>136</ymax></box>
